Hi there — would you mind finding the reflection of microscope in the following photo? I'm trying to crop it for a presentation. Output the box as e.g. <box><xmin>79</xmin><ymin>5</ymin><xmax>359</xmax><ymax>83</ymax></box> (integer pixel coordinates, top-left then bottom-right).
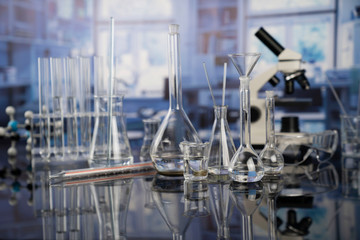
<box><xmin>250</xmin><ymin>27</ymin><xmax>310</xmax><ymax>145</ymax></box>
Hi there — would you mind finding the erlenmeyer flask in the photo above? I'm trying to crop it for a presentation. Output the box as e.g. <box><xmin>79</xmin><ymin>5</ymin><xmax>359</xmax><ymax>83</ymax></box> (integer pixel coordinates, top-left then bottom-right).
<box><xmin>230</xmin><ymin>182</ymin><xmax>264</xmax><ymax>240</ymax></box>
<box><xmin>150</xmin><ymin>24</ymin><xmax>201</xmax><ymax>175</ymax></box>
<box><xmin>228</xmin><ymin>53</ymin><xmax>264</xmax><ymax>182</ymax></box>
<box><xmin>140</xmin><ymin>118</ymin><xmax>160</xmax><ymax>162</ymax></box>
<box><xmin>259</xmin><ymin>91</ymin><xmax>284</xmax><ymax>175</ymax></box>
<box><xmin>208</xmin><ymin>105</ymin><xmax>236</xmax><ymax>175</ymax></box>
<box><xmin>89</xmin><ymin>95</ymin><xmax>133</xmax><ymax>167</ymax></box>
<box><xmin>152</xmin><ymin>174</ymin><xmax>191</xmax><ymax>240</ymax></box>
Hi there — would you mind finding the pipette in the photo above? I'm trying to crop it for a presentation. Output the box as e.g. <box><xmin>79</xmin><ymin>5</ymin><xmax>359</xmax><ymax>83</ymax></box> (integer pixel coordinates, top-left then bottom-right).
<box><xmin>50</xmin><ymin>161</ymin><xmax>154</xmax><ymax>183</ymax></box>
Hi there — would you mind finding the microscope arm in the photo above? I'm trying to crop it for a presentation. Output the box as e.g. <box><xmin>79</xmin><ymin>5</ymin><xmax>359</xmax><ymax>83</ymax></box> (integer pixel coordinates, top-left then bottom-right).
<box><xmin>250</xmin><ymin>65</ymin><xmax>278</xmax><ymax>96</ymax></box>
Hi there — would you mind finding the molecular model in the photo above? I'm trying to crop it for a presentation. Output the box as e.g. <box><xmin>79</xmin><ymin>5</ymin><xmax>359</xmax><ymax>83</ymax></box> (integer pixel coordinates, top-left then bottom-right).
<box><xmin>0</xmin><ymin>106</ymin><xmax>34</xmax><ymax>206</ymax></box>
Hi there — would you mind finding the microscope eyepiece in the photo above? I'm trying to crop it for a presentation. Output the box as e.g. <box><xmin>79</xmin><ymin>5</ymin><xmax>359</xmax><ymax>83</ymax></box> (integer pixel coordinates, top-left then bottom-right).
<box><xmin>255</xmin><ymin>27</ymin><xmax>285</xmax><ymax>56</ymax></box>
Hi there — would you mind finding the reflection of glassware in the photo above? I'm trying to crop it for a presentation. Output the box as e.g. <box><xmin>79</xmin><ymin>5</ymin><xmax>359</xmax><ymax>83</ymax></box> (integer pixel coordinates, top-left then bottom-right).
<box><xmin>183</xmin><ymin>180</ymin><xmax>210</xmax><ymax>217</ymax></box>
<box><xmin>93</xmin><ymin>179</ymin><xmax>134</xmax><ymax>240</ymax></box>
<box><xmin>259</xmin><ymin>91</ymin><xmax>284</xmax><ymax>175</ymax></box>
<box><xmin>152</xmin><ymin>174</ymin><xmax>191</xmax><ymax>240</ymax></box>
<box><xmin>141</xmin><ymin>177</ymin><xmax>156</xmax><ymax>209</ymax></box>
<box><xmin>230</xmin><ymin>181</ymin><xmax>264</xmax><ymax>240</ymax></box>
<box><xmin>150</xmin><ymin>24</ymin><xmax>201</xmax><ymax>176</ymax></box>
<box><xmin>209</xmin><ymin>179</ymin><xmax>234</xmax><ymax>240</ymax></box>
<box><xmin>208</xmin><ymin>105</ymin><xmax>236</xmax><ymax>175</ymax></box>
<box><xmin>228</xmin><ymin>53</ymin><xmax>264</xmax><ymax>182</ymax></box>
<box><xmin>89</xmin><ymin>95</ymin><xmax>133</xmax><ymax>167</ymax></box>
<box><xmin>181</xmin><ymin>141</ymin><xmax>210</xmax><ymax>181</ymax></box>
<box><xmin>140</xmin><ymin>118</ymin><xmax>160</xmax><ymax>162</ymax></box>
<box><xmin>262</xmin><ymin>175</ymin><xmax>284</xmax><ymax>240</ymax></box>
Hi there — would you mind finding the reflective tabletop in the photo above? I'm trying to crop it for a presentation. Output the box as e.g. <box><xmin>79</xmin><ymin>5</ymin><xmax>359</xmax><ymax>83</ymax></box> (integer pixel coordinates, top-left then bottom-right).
<box><xmin>1</xmin><ymin>145</ymin><xmax>359</xmax><ymax>240</ymax></box>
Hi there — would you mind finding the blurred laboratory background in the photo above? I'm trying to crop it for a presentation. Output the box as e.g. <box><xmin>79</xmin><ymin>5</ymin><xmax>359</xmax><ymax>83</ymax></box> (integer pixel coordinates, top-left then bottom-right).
<box><xmin>0</xmin><ymin>0</ymin><xmax>359</xmax><ymax>135</ymax></box>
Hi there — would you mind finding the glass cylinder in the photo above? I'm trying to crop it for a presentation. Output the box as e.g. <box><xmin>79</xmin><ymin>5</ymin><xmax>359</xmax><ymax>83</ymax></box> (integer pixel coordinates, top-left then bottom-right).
<box><xmin>150</xmin><ymin>24</ymin><xmax>201</xmax><ymax>175</ymax></box>
<box><xmin>208</xmin><ymin>105</ymin><xmax>236</xmax><ymax>175</ymax></box>
<box><xmin>140</xmin><ymin>118</ymin><xmax>160</xmax><ymax>162</ymax></box>
<box><xmin>89</xmin><ymin>95</ymin><xmax>133</xmax><ymax>167</ymax></box>
<box><xmin>229</xmin><ymin>77</ymin><xmax>264</xmax><ymax>182</ymax></box>
<box><xmin>259</xmin><ymin>91</ymin><xmax>284</xmax><ymax>175</ymax></box>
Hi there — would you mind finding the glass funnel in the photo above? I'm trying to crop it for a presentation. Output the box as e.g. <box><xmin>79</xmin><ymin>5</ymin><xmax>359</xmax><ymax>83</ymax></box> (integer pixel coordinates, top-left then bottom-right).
<box><xmin>228</xmin><ymin>53</ymin><xmax>264</xmax><ymax>182</ymax></box>
<box><xmin>208</xmin><ymin>105</ymin><xmax>236</xmax><ymax>175</ymax></box>
<box><xmin>259</xmin><ymin>91</ymin><xmax>284</xmax><ymax>175</ymax></box>
<box><xmin>150</xmin><ymin>24</ymin><xmax>201</xmax><ymax>175</ymax></box>
<box><xmin>229</xmin><ymin>182</ymin><xmax>264</xmax><ymax>240</ymax></box>
<box><xmin>151</xmin><ymin>174</ymin><xmax>191</xmax><ymax>240</ymax></box>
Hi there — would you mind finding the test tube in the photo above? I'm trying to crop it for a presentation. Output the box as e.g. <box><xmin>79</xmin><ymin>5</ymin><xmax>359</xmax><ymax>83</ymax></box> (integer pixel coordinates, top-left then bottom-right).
<box><xmin>50</xmin><ymin>58</ymin><xmax>65</xmax><ymax>159</ymax></box>
<box><xmin>37</xmin><ymin>58</ymin><xmax>51</xmax><ymax>159</ymax></box>
<box><xmin>79</xmin><ymin>57</ymin><xmax>92</xmax><ymax>157</ymax></box>
<box><xmin>65</xmin><ymin>57</ymin><xmax>79</xmax><ymax>160</ymax></box>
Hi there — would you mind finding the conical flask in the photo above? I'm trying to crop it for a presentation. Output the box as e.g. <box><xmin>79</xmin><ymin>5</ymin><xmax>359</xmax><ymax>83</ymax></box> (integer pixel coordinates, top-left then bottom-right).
<box><xmin>259</xmin><ymin>91</ymin><xmax>284</xmax><ymax>175</ymax></box>
<box><xmin>230</xmin><ymin>182</ymin><xmax>264</xmax><ymax>240</ymax></box>
<box><xmin>89</xmin><ymin>95</ymin><xmax>133</xmax><ymax>167</ymax></box>
<box><xmin>208</xmin><ymin>105</ymin><xmax>236</xmax><ymax>175</ymax></box>
<box><xmin>228</xmin><ymin>53</ymin><xmax>264</xmax><ymax>182</ymax></box>
<box><xmin>150</xmin><ymin>24</ymin><xmax>201</xmax><ymax>175</ymax></box>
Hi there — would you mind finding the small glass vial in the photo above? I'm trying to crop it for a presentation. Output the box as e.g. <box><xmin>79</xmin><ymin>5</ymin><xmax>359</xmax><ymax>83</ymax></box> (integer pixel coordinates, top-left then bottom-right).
<box><xmin>208</xmin><ymin>105</ymin><xmax>236</xmax><ymax>175</ymax></box>
<box><xmin>259</xmin><ymin>91</ymin><xmax>284</xmax><ymax>175</ymax></box>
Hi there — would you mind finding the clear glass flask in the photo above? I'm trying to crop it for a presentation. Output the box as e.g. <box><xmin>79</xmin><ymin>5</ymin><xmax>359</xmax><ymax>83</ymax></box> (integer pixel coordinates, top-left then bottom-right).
<box><xmin>228</xmin><ymin>53</ymin><xmax>264</xmax><ymax>182</ymax></box>
<box><xmin>150</xmin><ymin>24</ymin><xmax>201</xmax><ymax>175</ymax></box>
<box><xmin>259</xmin><ymin>91</ymin><xmax>284</xmax><ymax>174</ymax></box>
<box><xmin>208</xmin><ymin>105</ymin><xmax>236</xmax><ymax>175</ymax></box>
<box><xmin>140</xmin><ymin>118</ymin><xmax>160</xmax><ymax>162</ymax></box>
<box><xmin>229</xmin><ymin>182</ymin><xmax>264</xmax><ymax>240</ymax></box>
<box><xmin>89</xmin><ymin>95</ymin><xmax>133</xmax><ymax>167</ymax></box>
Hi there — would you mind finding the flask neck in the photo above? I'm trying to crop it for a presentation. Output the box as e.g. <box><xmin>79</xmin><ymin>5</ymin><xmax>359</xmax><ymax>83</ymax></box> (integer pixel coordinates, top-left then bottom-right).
<box><xmin>265</xmin><ymin>92</ymin><xmax>276</xmax><ymax>147</ymax></box>
<box><xmin>239</xmin><ymin>77</ymin><xmax>251</xmax><ymax>147</ymax></box>
<box><xmin>214</xmin><ymin>105</ymin><xmax>228</xmax><ymax>120</ymax></box>
<box><xmin>168</xmin><ymin>30</ymin><xmax>183</xmax><ymax>110</ymax></box>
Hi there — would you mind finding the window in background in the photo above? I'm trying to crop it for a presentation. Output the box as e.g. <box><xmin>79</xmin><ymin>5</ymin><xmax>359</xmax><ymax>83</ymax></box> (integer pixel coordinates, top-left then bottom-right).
<box><xmin>95</xmin><ymin>0</ymin><xmax>173</xmax><ymax>98</ymax></box>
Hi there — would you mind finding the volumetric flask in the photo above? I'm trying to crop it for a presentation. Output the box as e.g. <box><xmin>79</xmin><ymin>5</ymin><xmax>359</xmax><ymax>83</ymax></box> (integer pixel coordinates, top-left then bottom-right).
<box><xmin>89</xmin><ymin>95</ymin><xmax>133</xmax><ymax>167</ymax></box>
<box><xmin>208</xmin><ymin>105</ymin><xmax>236</xmax><ymax>175</ymax></box>
<box><xmin>150</xmin><ymin>24</ymin><xmax>201</xmax><ymax>175</ymax></box>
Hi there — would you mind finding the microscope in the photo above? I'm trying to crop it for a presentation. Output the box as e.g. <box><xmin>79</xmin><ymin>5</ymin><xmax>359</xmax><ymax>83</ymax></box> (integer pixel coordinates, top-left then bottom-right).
<box><xmin>250</xmin><ymin>27</ymin><xmax>310</xmax><ymax>145</ymax></box>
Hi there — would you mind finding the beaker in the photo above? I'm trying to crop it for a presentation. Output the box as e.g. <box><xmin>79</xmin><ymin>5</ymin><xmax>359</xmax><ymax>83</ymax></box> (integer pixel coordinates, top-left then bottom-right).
<box><xmin>140</xmin><ymin>118</ymin><xmax>160</xmax><ymax>162</ymax></box>
<box><xmin>228</xmin><ymin>53</ymin><xmax>264</xmax><ymax>182</ymax></box>
<box><xmin>89</xmin><ymin>95</ymin><xmax>133</xmax><ymax>167</ymax></box>
<box><xmin>208</xmin><ymin>105</ymin><xmax>236</xmax><ymax>175</ymax></box>
<box><xmin>259</xmin><ymin>91</ymin><xmax>284</xmax><ymax>175</ymax></box>
<box><xmin>150</xmin><ymin>24</ymin><xmax>201</xmax><ymax>175</ymax></box>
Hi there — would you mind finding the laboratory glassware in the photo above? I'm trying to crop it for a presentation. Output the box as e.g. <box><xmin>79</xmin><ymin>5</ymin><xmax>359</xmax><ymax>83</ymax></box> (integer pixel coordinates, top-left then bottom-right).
<box><xmin>228</xmin><ymin>53</ymin><xmax>264</xmax><ymax>182</ymax></box>
<box><xmin>152</xmin><ymin>174</ymin><xmax>191</xmax><ymax>240</ymax></box>
<box><xmin>263</xmin><ymin>175</ymin><xmax>284</xmax><ymax>240</ymax></box>
<box><xmin>50</xmin><ymin>57</ymin><xmax>66</xmax><ymax>159</ymax></box>
<box><xmin>259</xmin><ymin>91</ymin><xmax>284</xmax><ymax>174</ymax></box>
<box><xmin>150</xmin><ymin>24</ymin><xmax>202</xmax><ymax>175</ymax></box>
<box><xmin>140</xmin><ymin>118</ymin><xmax>160</xmax><ymax>162</ymax></box>
<box><xmin>183</xmin><ymin>180</ymin><xmax>210</xmax><ymax>217</ymax></box>
<box><xmin>181</xmin><ymin>141</ymin><xmax>210</xmax><ymax>181</ymax></box>
<box><xmin>89</xmin><ymin>95</ymin><xmax>133</xmax><ymax>167</ymax></box>
<box><xmin>79</xmin><ymin>57</ymin><xmax>92</xmax><ymax>156</ymax></box>
<box><xmin>208</xmin><ymin>105</ymin><xmax>236</xmax><ymax>175</ymax></box>
<box><xmin>37</xmin><ymin>58</ymin><xmax>51</xmax><ymax>158</ymax></box>
<box><xmin>230</xmin><ymin>182</ymin><xmax>264</xmax><ymax>240</ymax></box>
<box><xmin>65</xmin><ymin>57</ymin><xmax>79</xmax><ymax>160</ymax></box>
<box><xmin>209</xmin><ymin>179</ymin><xmax>234</xmax><ymax>240</ymax></box>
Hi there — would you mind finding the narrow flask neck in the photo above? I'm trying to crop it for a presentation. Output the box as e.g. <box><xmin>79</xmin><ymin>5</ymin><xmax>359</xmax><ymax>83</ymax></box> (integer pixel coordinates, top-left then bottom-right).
<box><xmin>214</xmin><ymin>105</ymin><xmax>228</xmax><ymax>119</ymax></box>
<box><xmin>239</xmin><ymin>77</ymin><xmax>251</xmax><ymax>147</ymax></box>
<box><xmin>265</xmin><ymin>92</ymin><xmax>276</xmax><ymax>147</ymax></box>
<box><xmin>168</xmin><ymin>30</ymin><xmax>183</xmax><ymax>110</ymax></box>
